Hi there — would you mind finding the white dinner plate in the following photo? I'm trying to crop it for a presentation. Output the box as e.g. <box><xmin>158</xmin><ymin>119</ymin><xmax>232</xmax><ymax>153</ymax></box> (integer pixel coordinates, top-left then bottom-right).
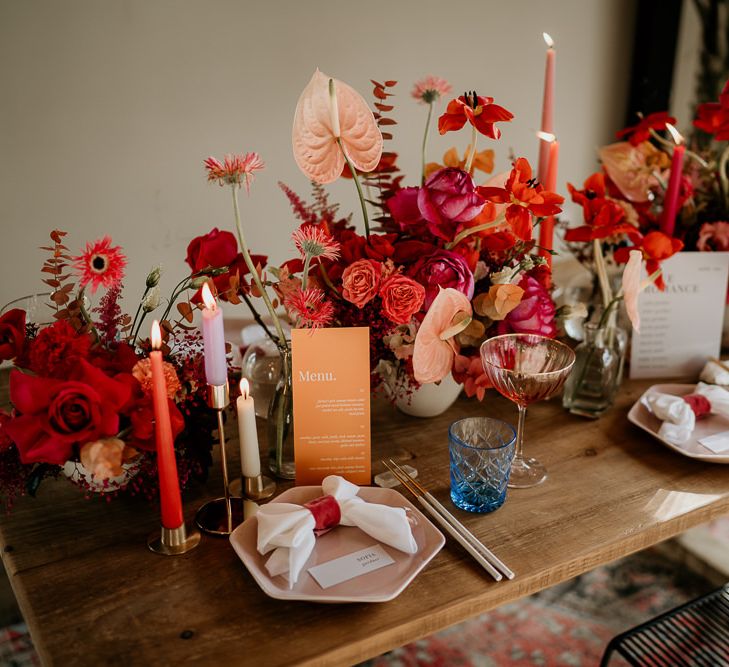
<box><xmin>229</xmin><ymin>485</ymin><xmax>445</xmax><ymax>603</ymax></box>
<box><xmin>628</xmin><ymin>383</ymin><xmax>729</xmax><ymax>463</ymax></box>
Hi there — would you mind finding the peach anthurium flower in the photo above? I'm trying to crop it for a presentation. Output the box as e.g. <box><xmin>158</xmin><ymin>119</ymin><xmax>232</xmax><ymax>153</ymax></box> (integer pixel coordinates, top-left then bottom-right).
<box><xmin>621</xmin><ymin>249</ymin><xmax>643</xmax><ymax>332</ymax></box>
<box><xmin>413</xmin><ymin>287</ymin><xmax>473</xmax><ymax>384</ymax></box>
<box><xmin>598</xmin><ymin>142</ymin><xmax>659</xmax><ymax>203</ymax></box>
<box><xmin>292</xmin><ymin>69</ymin><xmax>383</xmax><ymax>184</ymax></box>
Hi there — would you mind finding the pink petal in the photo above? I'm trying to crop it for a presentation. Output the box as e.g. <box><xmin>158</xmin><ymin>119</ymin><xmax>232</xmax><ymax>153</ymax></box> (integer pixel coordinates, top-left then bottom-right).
<box><xmin>413</xmin><ymin>288</ymin><xmax>472</xmax><ymax>384</ymax></box>
<box><xmin>292</xmin><ymin>70</ymin><xmax>382</xmax><ymax>184</ymax></box>
<box><xmin>622</xmin><ymin>249</ymin><xmax>642</xmax><ymax>332</ymax></box>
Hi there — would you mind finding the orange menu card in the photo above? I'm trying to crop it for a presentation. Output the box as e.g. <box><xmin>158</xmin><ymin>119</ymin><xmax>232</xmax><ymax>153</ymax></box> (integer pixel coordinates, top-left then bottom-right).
<box><xmin>292</xmin><ymin>327</ymin><xmax>371</xmax><ymax>485</ymax></box>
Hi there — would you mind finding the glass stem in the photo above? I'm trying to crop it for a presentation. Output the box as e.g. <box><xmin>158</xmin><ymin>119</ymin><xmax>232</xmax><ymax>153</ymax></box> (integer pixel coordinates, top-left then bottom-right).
<box><xmin>515</xmin><ymin>404</ymin><xmax>527</xmax><ymax>464</ymax></box>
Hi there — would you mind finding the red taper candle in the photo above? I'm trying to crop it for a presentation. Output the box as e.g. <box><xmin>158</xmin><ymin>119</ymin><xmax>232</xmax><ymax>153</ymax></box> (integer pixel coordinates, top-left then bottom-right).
<box><xmin>538</xmin><ymin>32</ymin><xmax>555</xmax><ymax>183</ymax></box>
<box><xmin>660</xmin><ymin>124</ymin><xmax>685</xmax><ymax>237</ymax></box>
<box><xmin>538</xmin><ymin>135</ymin><xmax>559</xmax><ymax>267</ymax></box>
<box><xmin>149</xmin><ymin>320</ymin><xmax>184</xmax><ymax>529</ymax></box>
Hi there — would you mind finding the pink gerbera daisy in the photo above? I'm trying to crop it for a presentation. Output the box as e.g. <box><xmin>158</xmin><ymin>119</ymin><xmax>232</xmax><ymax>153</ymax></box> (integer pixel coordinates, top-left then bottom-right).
<box><xmin>204</xmin><ymin>152</ymin><xmax>265</xmax><ymax>192</ymax></box>
<box><xmin>411</xmin><ymin>76</ymin><xmax>452</xmax><ymax>105</ymax></box>
<box><xmin>284</xmin><ymin>287</ymin><xmax>334</xmax><ymax>329</ymax></box>
<box><xmin>74</xmin><ymin>237</ymin><xmax>127</xmax><ymax>293</ymax></box>
<box><xmin>291</xmin><ymin>225</ymin><xmax>340</xmax><ymax>261</ymax></box>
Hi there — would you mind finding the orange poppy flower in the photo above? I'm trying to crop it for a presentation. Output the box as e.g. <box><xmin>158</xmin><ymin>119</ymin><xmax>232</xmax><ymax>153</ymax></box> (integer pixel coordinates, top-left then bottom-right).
<box><xmin>477</xmin><ymin>158</ymin><xmax>563</xmax><ymax>241</ymax></box>
<box><xmin>614</xmin><ymin>231</ymin><xmax>683</xmax><ymax>290</ymax></box>
<box><xmin>424</xmin><ymin>146</ymin><xmax>495</xmax><ymax>180</ymax></box>
<box><xmin>438</xmin><ymin>92</ymin><xmax>513</xmax><ymax>139</ymax></box>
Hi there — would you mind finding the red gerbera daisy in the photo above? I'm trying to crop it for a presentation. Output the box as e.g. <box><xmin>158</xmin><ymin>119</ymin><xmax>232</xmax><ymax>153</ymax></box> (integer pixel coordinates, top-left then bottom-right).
<box><xmin>284</xmin><ymin>287</ymin><xmax>334</xmax><ymax>329</ymax></box>
<box><xmin>291</xmin><ymin>225</ymin><xmax>340</xmax><ymax>262</ymax></box>
<box><xmin>204</xmin><ymin>152</ymin><xmax>265</xmax><ymax>192</ymax></box>
<box><xmin>74</xmin><ymin>237</ymin><xmax>127</xmax><ymax>293</ymax></box>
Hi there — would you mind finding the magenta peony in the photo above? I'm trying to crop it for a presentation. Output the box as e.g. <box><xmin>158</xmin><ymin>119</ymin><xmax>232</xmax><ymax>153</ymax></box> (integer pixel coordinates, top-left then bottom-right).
<box><xmin>410</xmin><ymin>250</ymin><xmax>475</xmax><ymax>310</ymax></box>
<box><xmin>417</xmin><ymin>168</ymin><xmax>485</xmax><ymax>241</ymax></box>
<box><xmin>497</xmin><ymin>275</ymin><xmax>556</xmax><ymax>337</ymax></box>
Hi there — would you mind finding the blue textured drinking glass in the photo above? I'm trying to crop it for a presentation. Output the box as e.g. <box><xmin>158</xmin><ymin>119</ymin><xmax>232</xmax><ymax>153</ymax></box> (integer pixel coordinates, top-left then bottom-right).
<box><xmin>449</xmin><ymin>417</ymin><xmax>517</xmax><ymax>513</ymax></box>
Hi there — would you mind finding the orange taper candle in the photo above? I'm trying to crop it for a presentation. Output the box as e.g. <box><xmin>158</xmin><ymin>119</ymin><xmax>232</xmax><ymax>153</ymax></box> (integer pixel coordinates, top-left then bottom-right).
<box><xmin>150</xmin><ymin>320</ymin><xmax>184</xmax><ymax>529</ymax></box>
<box><xmin>538</xmin><ymin>135</ymin><xmax>559</xmax><ymax>267</ymax></box>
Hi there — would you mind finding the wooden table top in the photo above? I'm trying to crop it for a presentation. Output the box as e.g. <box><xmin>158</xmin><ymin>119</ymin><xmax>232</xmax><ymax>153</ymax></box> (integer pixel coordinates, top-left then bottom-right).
<box><xmin>2</xmin><ymin>377</ymin><xmax>729</xmax><ymax>666</ymax></box>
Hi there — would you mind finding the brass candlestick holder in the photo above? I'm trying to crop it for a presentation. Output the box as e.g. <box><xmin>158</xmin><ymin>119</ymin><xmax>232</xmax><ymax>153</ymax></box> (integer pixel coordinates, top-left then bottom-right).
<box><xmin>147</xmin><ymin>522</ymin><xmax>201</xmax><ymax>555</ymax></box>
<box><xmin>195</xmin><ymin>382</ymin><xmax>244</xmax><ymax>535</ymax></box>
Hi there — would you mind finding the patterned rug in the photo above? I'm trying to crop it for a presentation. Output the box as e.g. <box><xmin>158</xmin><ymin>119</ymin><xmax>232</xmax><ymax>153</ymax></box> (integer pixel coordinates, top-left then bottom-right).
<box><xmin>0</xmin><ymin>548</ymin><xmax>716</xmax><ymax>667</ymax></box>
<box><xmin>361</xmin><ymin>548</ymin><xmax>714</xmax><ymax>667</ymax></box>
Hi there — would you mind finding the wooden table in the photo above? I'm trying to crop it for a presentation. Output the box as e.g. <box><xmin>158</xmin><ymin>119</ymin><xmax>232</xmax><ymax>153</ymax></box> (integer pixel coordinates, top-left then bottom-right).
<box><xmin>2</xmin><ymin>378</ymin><xmax>729</xmax><ymax>666</ymax></box>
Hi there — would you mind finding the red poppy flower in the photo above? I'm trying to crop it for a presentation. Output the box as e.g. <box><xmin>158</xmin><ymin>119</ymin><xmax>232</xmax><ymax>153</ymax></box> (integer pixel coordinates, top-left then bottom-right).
<box><xmin>478</xmin><ymin>158</ymin><xmax>563</xmax><ymax>241</ymax></box>
<box><xmin>693</xmin><ymin>80</ymin><xmax>729</xmax><ymax>140</ymax></box>
<box><xmin>438</xmin><ymin>92</ymin><xmax>513</xmax><ymax>139</ymax></box>
<box><xmin>614</xmin><ymin>231</ymin><xmax>684</xmax><ymax>290</ymax></box>
<box><xmin>616</xmin><ymin>111</ymin><xmax>677</xmax><ymax>146</ymax></box>
<box><xmin>564</xmin><ymin>174</ymin><xmax>641</xmax><ymax>243</ymax></box>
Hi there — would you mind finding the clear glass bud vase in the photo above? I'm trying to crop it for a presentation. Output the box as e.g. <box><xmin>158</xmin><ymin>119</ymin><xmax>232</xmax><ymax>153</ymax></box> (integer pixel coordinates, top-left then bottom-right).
<box><xmin>267</xmin><ymin>342</ymin><xmax>295</xmax><ymax>479</ymax></box>
<box><xmin>562</xmin><ymin>322</ymin><xmax>627</xmax><ymax>418</ymax></box>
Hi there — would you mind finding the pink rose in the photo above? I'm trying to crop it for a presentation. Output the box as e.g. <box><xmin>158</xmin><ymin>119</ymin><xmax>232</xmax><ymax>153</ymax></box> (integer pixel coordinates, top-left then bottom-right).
<box><xmin>379</xmin><ymin>275</ymin><xmax>425</xmax><ymax>324</ymax></box>
<box><xmin>417</xmin><ymin>168</ymin><xmax>485</xmax><ymax>241</ymax></box>
<box><xmin>411</xmin><ymin>250</ymin><xmax>475</xmax><ymax>310</ymax></box>
<box><xmin>497</xmin><ymin>275</ymin><xmax>556</xmax><ymax>337</ymax></box>
<box><xmin>697</xmin><ymin>221</ymin><xmax>729</xmax><ymax>252</ymax></box>
<box><xmin>341</xmin><ymin>259</ymin><xmax>382</xmax><ymax>308</ymax></box>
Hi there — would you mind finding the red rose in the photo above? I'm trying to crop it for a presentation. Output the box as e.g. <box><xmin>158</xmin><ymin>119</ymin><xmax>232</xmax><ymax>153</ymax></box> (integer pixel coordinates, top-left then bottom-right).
<box><xmin>364</xmin><ymin>234</ymin><xmax>397</xmax><ymax>261</ymax></box>
<box><xmin>379</xmin><ymin>275</ymin><xmax>425</xmax><ymax>324</ymax></box>
<box><xmin>186</xmin><ymin>228</ymin><xmax>238</xmax><ymax>272</ymax></box>
<box><xmin>497</xmin><ymin>276</ymin><xmax>556</xmax><ymax>337</ymax></box>
<box><xmin>4</xmin><ymin>361</ymin><xmax>132</xmax><ymax>465</ymax></box>
<box><xmin>341</xmin><ymin>259</ymin><xmax>382</xmax><ymax>308</ymax></box>
<box><xmin>0</xmin><ymin>309</ymin><xmax>26</xmax><ymax>362</ymax></box>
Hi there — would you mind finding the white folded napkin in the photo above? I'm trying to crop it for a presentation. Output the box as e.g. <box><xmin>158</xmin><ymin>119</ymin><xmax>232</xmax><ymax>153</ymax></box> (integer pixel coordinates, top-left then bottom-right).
<box><xmin>642</xmin><ymin>382</ymin><xmax>729</xmax><ymax>444</ymax></box>
<box><xmin>256</xmin><ymin>475</ymin><xmax>418</xmax><ymax>587</ymax></box>
<box><xmin>700</xmin><ymin>359</ymin><xmax>729</xmax><ymax>386</ymax></box>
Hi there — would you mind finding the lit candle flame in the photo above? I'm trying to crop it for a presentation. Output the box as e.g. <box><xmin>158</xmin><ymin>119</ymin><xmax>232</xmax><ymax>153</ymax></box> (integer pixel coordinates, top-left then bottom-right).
<box><xmin>665</xmin><ymin>123</ymin><xmax>684</xmax><ymax>145</ymax></box>
<box><xmin>201</xmin><ymin>282</ymin><xmax>217</xmax><ymax>310</ymax></box>
<box><xmin>536</xmin><ymin>131</ymin><xmax>556</xmax><ymax>142</ymax></box>
<box><xmin>240</xmin><ymin>378</ymin><xmax>250</xmax><ymax>400</ymax></box>
<box><xmin>543</xmin><ymin>32</ymin><xmax>554</xmax><ymax>48</ymax></box>
<box><xmin>151</xmin><ymin>320</ymin><xmax>162</xmax><ymax>350</ymax></box>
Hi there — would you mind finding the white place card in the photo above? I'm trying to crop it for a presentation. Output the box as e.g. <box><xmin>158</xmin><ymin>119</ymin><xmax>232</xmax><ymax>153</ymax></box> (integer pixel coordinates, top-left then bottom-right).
<box><xmin>308</xmin><ymin>544</ymin><xmax>395</xmax><ymax>589</ymax></box>
<box><xmin>698</xmin><ymin>431</ymin><xmax>729</xmax><ymax>454</ymax></box>
<box><xmin>630</xmin><ymin>252</ymin><xmax>729</xmax><ymax>379</ymax></box>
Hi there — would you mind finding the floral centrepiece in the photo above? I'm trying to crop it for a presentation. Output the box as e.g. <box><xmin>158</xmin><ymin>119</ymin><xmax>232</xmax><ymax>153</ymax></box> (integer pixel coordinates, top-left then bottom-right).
<box><xmin>190</xmin><ymin>72</ymin><xmax>565</xmax><ymax>406</ymax></box>
<box><xmin>0</xmin><ymin>231</ymin><xmax>220</xmax><ymax>508</ymax></box>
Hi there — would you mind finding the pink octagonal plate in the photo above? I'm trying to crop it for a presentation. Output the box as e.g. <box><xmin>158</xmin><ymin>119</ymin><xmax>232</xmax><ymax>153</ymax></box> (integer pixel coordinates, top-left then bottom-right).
<box><xmin>229</xmin><ymin>485</ymin><xmax>445</xmax><ymax>603</ymax></box>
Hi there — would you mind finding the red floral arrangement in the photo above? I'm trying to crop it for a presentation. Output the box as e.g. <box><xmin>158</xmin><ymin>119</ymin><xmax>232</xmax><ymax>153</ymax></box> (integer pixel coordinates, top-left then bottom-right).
<box><xmin>0</xmin><ymin>231</ymin><xmax>219</xmax><ymax>508</ymax></box>
<box><xmin>564</xmin><ymin>78</ymin><xmax>729</xmax><ymax>307</ymax></box>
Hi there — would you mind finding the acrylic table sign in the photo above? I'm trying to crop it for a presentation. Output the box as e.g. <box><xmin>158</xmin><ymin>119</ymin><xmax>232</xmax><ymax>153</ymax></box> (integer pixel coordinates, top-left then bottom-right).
<box><xmin>292</xmin><ymin>327</ymin><xmax>371</xmax><ymax>485</ymax></box>
<box><xmin>630</xmin><ymin>252</ymin><xmax>729</xmax><ymax>379</ymax></box>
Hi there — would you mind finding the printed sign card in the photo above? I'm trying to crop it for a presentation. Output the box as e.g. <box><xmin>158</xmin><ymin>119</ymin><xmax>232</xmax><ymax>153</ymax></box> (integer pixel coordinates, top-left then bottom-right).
<box><xmin>292</xmin><ymin>327</ymin><xmax>371</xmax><ymax>485</ymax></box>
<box><xmin>630</xmin><ymin>252</ymin><xmax>729</xmax><ymax>379</ymax></box>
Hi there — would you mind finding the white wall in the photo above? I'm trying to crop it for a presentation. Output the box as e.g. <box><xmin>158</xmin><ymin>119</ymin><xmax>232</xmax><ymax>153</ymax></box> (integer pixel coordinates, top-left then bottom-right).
<box><xmin>0</xmin><ymin>0</ymin><xmax>635</xmax><ymax>312</ymax></box>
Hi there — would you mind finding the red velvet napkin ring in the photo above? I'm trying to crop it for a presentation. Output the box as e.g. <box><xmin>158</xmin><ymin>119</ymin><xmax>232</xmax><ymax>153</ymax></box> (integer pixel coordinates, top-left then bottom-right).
<box><xmin>683</xmin><ymin>393</ymin><xmax>712</xmax><ymax>419</ymax></box>
<box><xmin>303</xmin><ymin>495</ymin><xmax>341</xmax><ymax>536</ymax></box>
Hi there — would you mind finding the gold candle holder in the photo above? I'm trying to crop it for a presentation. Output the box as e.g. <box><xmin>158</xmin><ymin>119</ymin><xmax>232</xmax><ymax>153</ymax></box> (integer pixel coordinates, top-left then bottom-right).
<box><xmin>147</xmin><ymin>522</ymin><xmax>201</xmax><ymax>556</ymax></box>
<box><xmin>243</xmin><ymin>473</ymin><xmax>276</xmax><ymax>501</ymax></box>
<box><xmin>195</xmin><ymin>382</ymin><xmax>245</xmax><ymax>536</ymax></box>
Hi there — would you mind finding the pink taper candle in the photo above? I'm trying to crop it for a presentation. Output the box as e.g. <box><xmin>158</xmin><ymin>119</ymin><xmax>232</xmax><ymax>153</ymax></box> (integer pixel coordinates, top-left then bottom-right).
<box><xmin>660</xmin><ymin>124</ymin><xmax>685</xmax><ymax>237</ymax></box>
<box><xmin>538</xmin><ymin>33</ymin><xmax>555</xmax><ymax>183</ymax></box>
<box><xmin>538</xmin><ymin>136</ymin><xmax>559</xmax><ymax>267</ymax></box>
<box><xmin>150</xmin><ymin>320</ymin><xmax>184</xmax><ymax>530</ymax></box>
<box><xmin>200</xmin><ymin>283</ymin><xmax>228</xmax><ymax>386</ymax></box>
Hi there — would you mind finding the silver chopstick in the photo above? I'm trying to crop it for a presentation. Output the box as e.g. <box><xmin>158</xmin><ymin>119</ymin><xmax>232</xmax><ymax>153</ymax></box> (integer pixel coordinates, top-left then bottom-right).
<box><xmin>388</xmin><ymin>459</ymin><xmax>515</xmax><ymax>580</ymax></box>
<box><xmin>383</xmin><ymin>461</ymin><xmax>503</xmax><ymax>582</ymax></box>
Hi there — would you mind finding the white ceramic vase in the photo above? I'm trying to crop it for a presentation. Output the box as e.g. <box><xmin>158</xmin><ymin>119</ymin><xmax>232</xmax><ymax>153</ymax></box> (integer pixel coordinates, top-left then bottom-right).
<box><xmin>62</xmin><ymin>460</ymin><xmax>140</xmax><ymax>493</ymax></box>
<box><xmin>395</xmin><ymin>373</ymin><xmax>463</xmax><ymax>418</ymax></box>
